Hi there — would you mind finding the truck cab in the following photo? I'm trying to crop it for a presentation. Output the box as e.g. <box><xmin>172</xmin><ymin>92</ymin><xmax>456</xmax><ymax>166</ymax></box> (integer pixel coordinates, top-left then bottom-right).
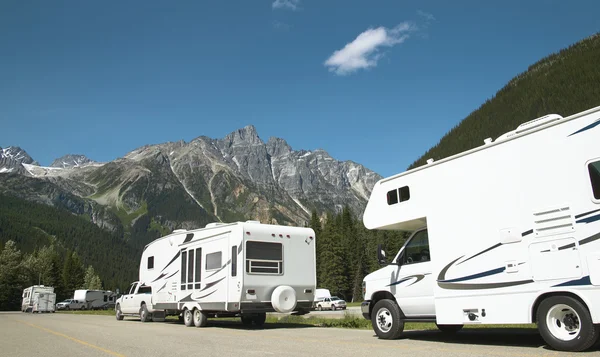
<box><xmin>361</xmin><ymin>228</ymin><xmax>448</xmax><ymax>338</ymax></box>
<box><xmin>115</xmin><ymin>281</ymin><xmax>155</xmax><ymax>322</ymax></box>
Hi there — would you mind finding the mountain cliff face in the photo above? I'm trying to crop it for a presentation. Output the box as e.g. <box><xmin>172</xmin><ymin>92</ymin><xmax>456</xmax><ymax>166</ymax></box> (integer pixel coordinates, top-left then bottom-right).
<box><xmin>0</xmin><ymin>126</ymin><xmax>381</xmax><ymax>247</ymax></box>
<box><xmin>0</xmin><ymin>146</ymin><xmax>38</xmax><ymax>174</ymax></box>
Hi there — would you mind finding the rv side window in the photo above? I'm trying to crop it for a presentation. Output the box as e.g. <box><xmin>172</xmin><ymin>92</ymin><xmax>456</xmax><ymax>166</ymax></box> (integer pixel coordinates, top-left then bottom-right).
<box><xmin>399</xmin><ymin>186</ymin><xmax>410</xmax><ymax>202</ymax></box>
<box><xmin>147</xmin><ymin>256</ymin><xmax>154</xmax><ymax>269</ymax></box>
<box><xmin>104</xmin><ymin>295</ymin><xmax>108</xmax><ymax>302</ymax></box>
<box><xmin>232</xmin><ymin>246</ymin><xmax>237</xmax><ymax>277</ymax></box>
<box><xmin>588</xmin><ymin>161</ymin><xmax>600</xmax><ymax>199</ymax></box>
<box><xmin>188</xmin><ymin>249</ymin><xmax>195</xmax><ymax>290</ymax></box>
<box><xmin>194</xmin><ymin>248</ymin><xmax>202</xmax><ymax>289</ymax></box>
<box><xmin>246</xmin><ymin>241</ymin><xmax>283</xmax><ymax>275</ymax></box>
<box><xmin>402</xmin><ymin>230</ymin><xmax>430</xmax><ymax>265</ymax></box>
<box><xmin>206</xmin><ymin>252</ymin><xmax>222</xmax><ymax>271</ymax></box>
<box><xmin>181</xmin><ymin>250</ymin><xmax>187</xmax><ymax>290</ymax></box>
<box><xmin>387</xmin><ymin>189</ymin><xmax>398</xmax><ymax>205</ymax></box>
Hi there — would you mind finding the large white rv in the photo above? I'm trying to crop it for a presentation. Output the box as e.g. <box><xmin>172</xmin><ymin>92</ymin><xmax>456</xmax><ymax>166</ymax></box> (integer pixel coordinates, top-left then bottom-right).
<box><xmin>116</xmin><ymin>221</ymin><xmax>316</xmax><ymax>327</ymax></box>
<box><xmin>360</xmin><ymin>105</ymin><xmax>600</xmax><ymax>352</ymax></box>
<box><xmin>73</xmin><ymin>290</ymin><xmax>117</xmax><ymax>310</ymax></box>
<box><xmin>21</xmin><ymin>285</ymin><xmax>56</xmax><ymax>313</ymax></box>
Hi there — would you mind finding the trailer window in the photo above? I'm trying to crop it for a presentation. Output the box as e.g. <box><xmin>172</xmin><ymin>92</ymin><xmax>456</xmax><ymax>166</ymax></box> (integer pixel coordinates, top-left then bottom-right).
<box><xmin>589</xmin><ymin>161</ymin><xmax>600</xmax><ymax>199</ymax></box>
<box><xmin>187</xmin><ymin>249</ymin><xmax>195</xmax><ymax>289</ymax></box>
<box><xmin>104</xmin><ymin>295</ymin><xmax>108</xmax><ymax>302</ymax></box>
<box><xmin>387</xmin><ymin>186</ymin><xmax>410</xmax><ymax>205</ymax></box>
<box><xmin>387</xmin><ymin>189</ymin><xmax>398</xmax><ymax>205</ymax></box>
<box><xmin>180</xmin><ymin>250</ymin><xmax>187</xmax><ymax>290</ymax></box>
<box><xmin>147</xmin><ymin>256</ymin><xmax>154</xmax><ymax>270</ymax></box>
<box><xmin>194</xmin><ymin>248</ymin><xmax>202</xmax><ymax>289</ymax></box>
<box><xmin>206</xmin><ymin>252</ymin><xmax>222</xmax><ymax>271</ymax></box>
<box><xmin>246</xmin><ymin>241</ymin><xmax>283</xmax><ymax>275</ymax></box>
<box><xmin>232</xmin><ymin>246</ymin><xmax>237</xmax><ymax>277</ymax></box>
<box><xmin>402</xmin><ymin>230</ymin><xmax>430</xmax><ymax>265</ymax></box>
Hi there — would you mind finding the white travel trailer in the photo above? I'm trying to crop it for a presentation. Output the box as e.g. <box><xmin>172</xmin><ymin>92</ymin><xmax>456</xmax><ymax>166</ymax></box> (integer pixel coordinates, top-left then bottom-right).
<box><xmin>73</xmin><ymin>290</ymin><xmax>117</xmax><ymax>310</ymax></box>
<box><xmin>361</xmin><ymin>105</ymin><xmax>600</xmax><ymax>352</ymax></box>
<box><xmin>116</xmin><ymin>221</ymin><xmax>316</xmax><ymax>327</ymax></box>
<box><xmin>21</xmin><ymin>285</ymin><xmax>56</xmax><ymax>313</ymax></box>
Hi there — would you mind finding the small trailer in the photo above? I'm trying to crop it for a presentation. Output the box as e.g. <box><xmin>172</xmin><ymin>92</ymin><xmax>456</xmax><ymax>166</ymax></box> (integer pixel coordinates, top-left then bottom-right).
<box><xmin>21</xmin><ymin>285</ymin><xmax>56</xmax><ymax>313</ymax></box>
<box><xmin>361</xmin><ymin>105</ymin><xmax>600</xmax><ymax>352</ymax></box>
<box><xmin>116</xmin><ymin>221</ymin><xmax>316</xmax><ymax>327</ymax></box>
<box><xmin>73</xmin><ymin>290</ymin><xmax>117</xmax><ymax>310</ymax></box>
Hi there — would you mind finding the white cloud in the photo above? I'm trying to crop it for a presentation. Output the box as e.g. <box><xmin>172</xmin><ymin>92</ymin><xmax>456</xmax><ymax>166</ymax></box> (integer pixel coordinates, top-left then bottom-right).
<box><xmin>324</xmin><ymin>22</ymin><xmax>415</xmax><ymax>75</ymax></box>
<box><xmin>273</xmin><ymin>20</ymin><xmax>291</xmax><ymax>31</ymax></box>
<box><xmin>272</xmin><ymin>0</ymin><xmax>300</xmax><ymax>11</ymax></box>
<box><xmin>417</xmin><ymin>10</ymin><xmax>435</xmax><ymax>22</ymax></box>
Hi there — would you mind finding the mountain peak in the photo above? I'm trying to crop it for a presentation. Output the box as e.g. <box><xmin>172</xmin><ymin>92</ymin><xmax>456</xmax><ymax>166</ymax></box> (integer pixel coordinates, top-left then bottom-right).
<box><xmin>1</xmin><ymin>146</ymin><xmax>37</xmax><ymax>165</ymax></box>
<box><xmin>50</xmin><ymin>154</ymin><xmax>96</xmax><ymax>168</ymax></box>
<box><xmin>223</xmin><ymin>125</ymin><xmax>263</xmax><ymax>147</ymax></box>
<box><xmin>266</xmin><ymin>137</ymin><xmax>292</xmax><ymax>157</ymax></box>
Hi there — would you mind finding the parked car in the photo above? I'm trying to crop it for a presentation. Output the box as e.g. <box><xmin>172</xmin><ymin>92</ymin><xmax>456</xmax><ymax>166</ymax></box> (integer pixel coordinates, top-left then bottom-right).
<box><xmin>315</xmin><ymin>296</ymin><xmax>347</xmax><ymax>311</ymax></box>
<box><xmin>55</xmin><ymin>299</ymin><xmax>85</xmax><ymax>310</ymax></box>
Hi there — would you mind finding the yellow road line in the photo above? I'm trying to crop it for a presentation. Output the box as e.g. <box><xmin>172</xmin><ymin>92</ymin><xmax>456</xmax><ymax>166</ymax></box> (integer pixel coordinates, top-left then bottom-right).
<box><xmin>16</xmin><ymin>320</ymin><xmax>126</xmax><ymax>357</ymax></box>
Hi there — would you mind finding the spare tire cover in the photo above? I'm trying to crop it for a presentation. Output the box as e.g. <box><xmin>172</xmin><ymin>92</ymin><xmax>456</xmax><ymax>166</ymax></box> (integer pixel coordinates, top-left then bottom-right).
<box><xmin>271</xmin><ymin>285</ymin><xmax>297</xmax><ymax>313</ymax></box>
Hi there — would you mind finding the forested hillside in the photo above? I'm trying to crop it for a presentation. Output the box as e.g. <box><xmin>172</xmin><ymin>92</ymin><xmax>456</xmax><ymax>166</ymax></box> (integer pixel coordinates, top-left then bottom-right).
<box><xmin>410</xmin><ymin>33</ymin><xmax>600</xmax><ymax>169</ymax></box>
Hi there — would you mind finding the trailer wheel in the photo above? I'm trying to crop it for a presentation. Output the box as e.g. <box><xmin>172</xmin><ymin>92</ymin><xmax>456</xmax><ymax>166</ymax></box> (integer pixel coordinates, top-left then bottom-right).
<box><xmin>436</xmin><ymin>324</ymin><xmax>463</xmax><ymax>334</ymax></box>
<box><xmin>537</xmin><ymin>295</ymin><xmax>599</xmax><ymax>352</ymax></box>
<box><xmin>241</xmin><ymin>316</ymin><xmax>253</xmax><ymax>326</ymax></box>
<box><xmin>115</xmin><ymin>304</ymin><xmax>124</xmax><ymax>321</ymax></box>
<box><xmin>140</xmin><ymin>303</ymin><xmax>151</xmax><ymax>323</ymax></box>
<box><xmin>371</xmin><ymin>299</ymin><xmax>404</xmax><ymax>339</ymax></box>
<box><xmin>253</xmin><ymin>313</ymin><xmax>266</xmax><ymax>327</ymax></box>
<box><xmin>193</xmin><ymin>308</ymin><xmax>208</xmax><ymax>327</ymax></box>
<box><xmin>183</xmin><ymin>308</ymin><xmax>194</xmax><ymax>327</ymax></box>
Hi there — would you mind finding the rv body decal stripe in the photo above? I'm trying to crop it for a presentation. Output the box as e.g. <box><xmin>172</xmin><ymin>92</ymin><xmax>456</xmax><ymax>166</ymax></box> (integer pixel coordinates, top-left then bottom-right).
<box><xmin>439</xmin><ymin>267</ymin><xmax>505</xmax><ymax>283</ymax></box>
<box><xmin>438</xmin><ymin>256</ymin><xmax>533</xmax><ymax>290</ymax></box>
<box><xmin>576</xmin><ymin>214</ymin><xmax>600</xmax><ymax>224</ymax></box>
<box><xmin>521</xmin><ymin>229</ymin><xmax>534</xmax><ymax>237</ymax></box>
<box><xmin>386</xmin><ymin>274</ymin><xmax>430</xmax><ymax>287</ymax></box>
<box><xmin>575</xmin><ymin>209</ymin><xmax>600</xmax><ymax>219</ymax></box>
<box><xmin>568</xmin><ymin>118</ymin><xmax>600</xmax><ymax>137</ymax></box>
<box><xmin>457</xmin><ymin>243</ymin><xmax>502</xmax><ymax>265</ymax></box>
<box><xmin>558</xmin><ymin>243</ymin><xmax>576</xmax><ymax>250</ymax></box>
<box><xmin>200</xmin><ymin>277</ymin><xmax>226</xmax><ymax>292</ymax></box>
<box><xmin>183</xmin><ymin>233</ymin><xmax>194</xmax><ymax>243</ymax></box>
<box><xmin>237</xmin><ymin>245</ymin><xmax>243</xmax><ymax>254</ymax></box>
<box><xmin>553</xmin><ymin>276</ymin><xmax>592</xmax><ymax>287</ymax></box>
<box><xmin>160</xmin><ymin>251</ymin><xmax>180</xmax><ymax>273</ymax></box>
<box><xmin>579</xmin><ymin>232</ymin><xmax>600</xmax><ymax>246</ymax></box>
<box><xmin>165</xmin><ymin>270</ymin><xmax>179</xmax><ymax>280</ymax></box>
<box><xmin>151</xmin><ymin>273</ymin><xmax>168</xmax><ymax>283</ymax></box>
<box><xmin>205</xmin><ymin>260</ymin><xmax>231</xmax><ymax>279</ymax></box>
<box><xmin>180</xmin><ymin>293</ymin><xmax>194</xmax><ymax>302</ymax></box>
<box><xmin>195</xmin><ymin>290</ymin><xmax>217</xmax><ymax>300</ymax></box>
<box><xmin>157</xmin><ymin>282</ymin><xmax>167</xmax><ymax>293</ymax></box>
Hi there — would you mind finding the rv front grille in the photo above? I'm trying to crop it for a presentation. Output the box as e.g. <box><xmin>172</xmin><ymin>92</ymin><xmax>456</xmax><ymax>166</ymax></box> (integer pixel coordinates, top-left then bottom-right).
<box><xmin>533</xmin><ymin>206</ymin><xmax>574</xmax><ymax>237</ymax></box>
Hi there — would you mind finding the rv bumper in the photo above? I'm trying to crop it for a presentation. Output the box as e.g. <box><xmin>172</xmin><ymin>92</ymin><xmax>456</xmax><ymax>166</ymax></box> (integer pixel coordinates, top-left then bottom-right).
<box><xmin>361</xmin><ymin>301</ymin><xmax>370</xmax><ymax>319</ymax></box>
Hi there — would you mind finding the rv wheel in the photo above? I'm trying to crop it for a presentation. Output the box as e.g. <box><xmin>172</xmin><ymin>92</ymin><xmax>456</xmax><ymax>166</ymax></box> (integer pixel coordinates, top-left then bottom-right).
<box><xmin>193</xmin><ymin>309</ymin><xmax>208</xmax><ymax>328</ymax></box>
<box><xmin>253</xmin><ymin>313</ymin><xmax>266</xmax><ymax>327</ymax></box>
<box><xmin>115</xmin><ymin>305</ymin><xmax>124</xmax><ymax>321</ymax></box>
<box><xmin>436</xmin><ymin>324</ymin><xmax>463</xmax><ymax>334</ymax></box>
<box><xmin>537</xmin><ymin>295</ymin><xmax>599</xmax><ymax>352</ymax></box>
<box><xmin>140</xmin><ymin>303</ymin><xmax>151</xmax><ymax>323</ymax></box>
<box><xmin>241</xmin><ymin>316</ymin><xmax>253</xmax><ymax>326</ymax></box>
<box><xmin>371</xmin><ymin>299</ymin><xmax>404</xmax><ymax>340</ymax></box>
<box><xmin>183</xmin><ymin>308</ymin><xmax>194</xmax><ymax>327</ymax></box>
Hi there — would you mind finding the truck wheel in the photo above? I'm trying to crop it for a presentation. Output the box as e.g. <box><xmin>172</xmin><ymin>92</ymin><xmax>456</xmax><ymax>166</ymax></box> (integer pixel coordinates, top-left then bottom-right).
<box><xmin>116</xmin><ymin>305</ymin><xmax>124</xmax><ymax>321</ymax></box>
<box><xmin>193</xmin><ymin>308</ymin><xmax>208</xmax><ymax>327</ymax></box>
<box><xmin>436</xmin><ymin>323</ymin><xmax>463</xmax><ymax>334</ymax></box>
<box><xmin>183</xmin><ymin>308</ymin><xmax>194</xmax><ymax>327</ymax></box>
<box><xmin>317</xmin><ymin>305</ymin><xmax>322</xmax><ymax>311</ymax></box>
<box><xmin>371</xmin><ymin>299</ymin><xmax>404</xmax><ymax>339</ymax></box>
<box><xmin>331</xmin><ymin>304</ymin><xmax>336</xmax><ymax>311</ymax></box>
<box><xmin>537</xmin><ymin>295</ymin><xmax>599</xmax><ymax>352</ymax></box>
<box><xmin>140</xmin><ymin>303</ymin><xmax>151</xmax><ymax>323</ymax></box>
<box><xmin>253</xmin><ymin>313</ymin><xmax>266</xmax><ymax>327</ymax></box>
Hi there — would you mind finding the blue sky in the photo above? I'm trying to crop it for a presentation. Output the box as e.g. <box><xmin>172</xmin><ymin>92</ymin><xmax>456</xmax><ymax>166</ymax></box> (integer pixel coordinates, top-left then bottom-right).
<box><xmin>1</xmin><ymin>0</ymin><xmax>599</xmax><ymax>177</ymax></box>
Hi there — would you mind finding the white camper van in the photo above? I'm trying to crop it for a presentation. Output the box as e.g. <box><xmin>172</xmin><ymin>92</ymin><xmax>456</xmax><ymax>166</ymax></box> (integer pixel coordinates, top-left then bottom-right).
<box><xmin>21</xmin><ymin>285</ymin><xmax>56</xmax><ymax>313</ymax></box>
<box><xmin>73</xmin><ymin>290</ymin><xmax>117</xmax><ymax>310</ymax></box>
<box><xmin>116</xmin><ymin>221</ymin><xmax>316</xmax><ymax>327</ymax></box>
<box><xmin>361</xmin><ymin>105</ymin><xmax>600</xmax><ymax>352</ymax></box>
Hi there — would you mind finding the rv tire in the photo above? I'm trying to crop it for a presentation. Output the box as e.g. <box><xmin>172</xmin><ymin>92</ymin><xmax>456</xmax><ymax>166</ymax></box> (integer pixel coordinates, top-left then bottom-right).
<box><xmin>193</xmin><ymin>309</ymin><xmax>208</xmax><ymax>327</ymax></box>
<box><xmin>371</xmin><ymin>299</ymin><xmax>404</xmax><ymax>340</ymax></box>
<box><xmin>436</xmin><ymin>324</ymin><xmax>463</xmax><ymax>334</ymax></box>
<box><xmin>537</xmin><ymin>295</ymin><xmax>599</xmax><ymax>352</ymax></box>
<box><xmin>140</xmin><ymin>303</ymin><xmax>151</xmax><ymax>323</ymax></box>
<box><xmin>183</xmin><ymin>308</ymin><xmax>194</xmax><ymax>327</ymax></box>
<box><xmin>241</xmin><ymin>316</ymin><xmax>253</xmax><ymax>326</ymax></box>
<box><xmin>253</xmin><ymin>313</ymin><xmax>266</xmax><ymax>327</ymax></box>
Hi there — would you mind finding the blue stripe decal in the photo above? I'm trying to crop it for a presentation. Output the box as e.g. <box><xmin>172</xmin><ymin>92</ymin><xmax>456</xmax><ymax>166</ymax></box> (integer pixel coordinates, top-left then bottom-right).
<box><xmin>387</xmin><ymin>276</ymin><xmax>413</xmax><ymax>287</ymax></box>
<box><xmin>568</xmin><ymin>118</ymin><xmax>600</xmax><ymax>137</ymax></box>
<box><xmin>575</xmin><ymin>208</ymin><xmax>600</xmax><ymax>219</ymax></box>
<box><xmin>553</xmin><ymin>276</ymin><xmax>592</xmax><ymax>287</ymax></box>
<box><xmin>576</xmin><ymin>213</ymin><xmax>600</xmax><ymax>224</ymax></box>
<box><xmin>440</xmin><ymin>267</ymin><xmax>505</xmax><ymax>283</ymax></box>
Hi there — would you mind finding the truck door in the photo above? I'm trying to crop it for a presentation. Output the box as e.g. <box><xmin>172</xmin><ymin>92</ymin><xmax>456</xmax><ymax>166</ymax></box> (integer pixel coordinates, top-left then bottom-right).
<box><xmin>392</xmin><ymin>229</ymin><xmax>435</xmax><ymax>317</ymax></box>
<box><xmin>121</xmin><ymin>282</ymin><xmax>138</xmax><ymax>314</ymax></box>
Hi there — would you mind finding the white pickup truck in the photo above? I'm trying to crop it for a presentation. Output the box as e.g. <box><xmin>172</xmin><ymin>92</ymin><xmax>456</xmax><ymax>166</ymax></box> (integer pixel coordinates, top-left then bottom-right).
<box><xmin>55</xmin><ymin>298</ymin><xmax>85</xmax><ymax>310</ymax></box>
<box><xmin>115</xmin><ymin>281</ymin><xmax>155</xmax><ymax>322</ymax></box>
<box><xmin>315</xmin><ymin>296</ymin><xmax>347</xmax><ymax>311</ymax></box>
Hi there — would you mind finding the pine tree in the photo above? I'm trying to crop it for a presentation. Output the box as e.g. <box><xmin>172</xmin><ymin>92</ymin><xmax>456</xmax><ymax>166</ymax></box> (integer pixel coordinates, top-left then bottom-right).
<box><xmin>84</xmin><ymin>266</ymin><xmax>103</xmax><ymax>290</ymax></box>
<box><xmin>0</xmin><ymin>241</ymin><xmax>26</xmax><ymax>310</ymax></box>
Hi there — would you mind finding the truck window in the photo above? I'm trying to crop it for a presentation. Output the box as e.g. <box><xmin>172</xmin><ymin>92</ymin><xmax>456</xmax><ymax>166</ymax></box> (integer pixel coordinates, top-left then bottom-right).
<box><xmin>127</xmin><ymin>283</ymin><xmax>137</xmax><ymax>295</ymax></box>
<box><xmin>402</xmin><ymin>230</ymin><xmax>430</xmax><ymax>265</ymax></box>
<box><xmin>206</xmin><ymin>252</ymin><xmax>222</xmax><ymax>271</ymax></box>
<box><xmin>246</xmin><ymin>241</ymin><xmax>283</xmax><ymax>275</ymax></box>
<box><xmin>589</xmin><ymin>160</ymin><xmax>600</xmax><ymax>199</ymax></box>
<box><xmin>137</xmin><ymin>285</ymin><xmax>151</xmax><ymax>294</ymax></box>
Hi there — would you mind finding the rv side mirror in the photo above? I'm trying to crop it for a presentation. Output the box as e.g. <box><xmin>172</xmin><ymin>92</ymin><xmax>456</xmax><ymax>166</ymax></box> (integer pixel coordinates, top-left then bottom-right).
<box><xmin>377</xmin><ymin>244</ymin><xmax>386</xmax><ymax>265</ymax></box>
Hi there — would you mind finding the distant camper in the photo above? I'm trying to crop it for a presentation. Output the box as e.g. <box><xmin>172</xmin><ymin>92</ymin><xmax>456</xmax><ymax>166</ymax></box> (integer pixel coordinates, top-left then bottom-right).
<box><xmin>73</xmin><ymin>289</ymin><xmax>117</xmax><ymax>310</ymax></box>
<box><xmin>21</xmin><ymin>285</ymin><xmax>56</xmax><ymax>313</ymax></box>
<box><xmin>116</xmin><ymin>221</ymin><xmax>316</xmax><ymax>327</ymax></box>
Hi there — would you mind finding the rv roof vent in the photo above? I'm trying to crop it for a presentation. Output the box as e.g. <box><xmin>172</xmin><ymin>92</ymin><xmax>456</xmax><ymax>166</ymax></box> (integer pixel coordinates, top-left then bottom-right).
<box><xmin>426</xmin><ymin>159</ymin><xmax>434</xmax><ymax>164</ymax></box>
<box><xmin>173</xmin><ymin>229</ymin><xmax>186</xmax><ymax>233</ymax></box>
<box><xmin>496</xmin><ymin>130</ymin><xmax>517</xmax><ymax>142</ymax></box>
<box><xmin>484</xmin><ymin>138</ymin><xmax>493</xmax><ymax>145</ymax></box>
<box><xmin>245</xmin><ymin>220</ymin><xmax>260</xmax><ymax>224</ymax></box>
<box><xmin>205</xmin><ymin>222</ymin><xmax>226</xmax><ymax>228</ymax></box>
<box><xmin>515</xmin><ymin>114</ymin><xmax>562</xmax><ymax>134</ymax></box>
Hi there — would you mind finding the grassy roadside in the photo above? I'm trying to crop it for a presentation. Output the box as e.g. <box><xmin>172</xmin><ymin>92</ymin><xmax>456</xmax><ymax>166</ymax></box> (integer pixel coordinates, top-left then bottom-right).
<box><xmin>57</xmin><ymin>310</ymin><xmax>536</xmax><ymax>331</ymax></box>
